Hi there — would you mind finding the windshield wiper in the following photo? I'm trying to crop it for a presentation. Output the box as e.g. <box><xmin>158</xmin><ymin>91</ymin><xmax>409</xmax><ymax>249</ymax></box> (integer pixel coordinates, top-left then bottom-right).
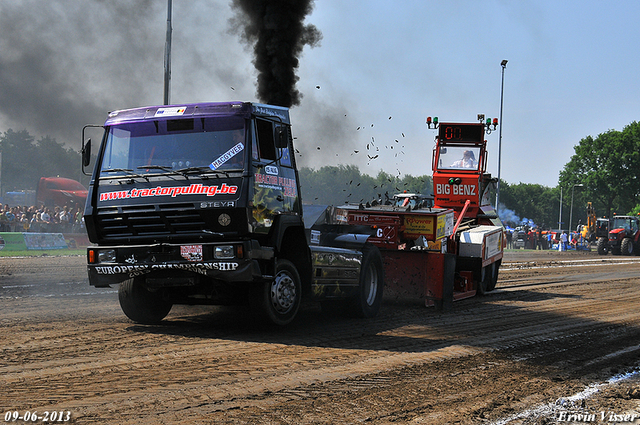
<box><xmin>102</xmin><ymin>168</ymin><xmax>149</xmax><ymax>181</ymax></box>
<box><xmin>176</xmin><ymin>166</ymin><xmax>233</xmax><ymax>178</ymax></box>
<box><xmin>175</xmin><ymin>166</ymin><xmax>211</xmax><ymax>174</ymax></box>
<box><xmin>137</xmin><ymin>165</ymin><xmax>191</xmax><ymax>178</ymax></box>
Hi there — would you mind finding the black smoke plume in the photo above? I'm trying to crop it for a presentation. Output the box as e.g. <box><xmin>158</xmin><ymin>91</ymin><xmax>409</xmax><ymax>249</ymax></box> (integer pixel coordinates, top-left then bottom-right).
<box><xmin>230</xmin><ymin>0</ymin><xmax>322</xmax><ymax>107</ymax></box>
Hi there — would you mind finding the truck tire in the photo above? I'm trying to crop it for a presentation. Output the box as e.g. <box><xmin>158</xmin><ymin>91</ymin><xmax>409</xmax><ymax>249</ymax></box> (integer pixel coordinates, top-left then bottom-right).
<box><xmin>485</xmin><ymin>260</ymin><xmax>501</xmax><ymax>292</ymax></box>
<box><xmin>118</xmin><ymin>277</ymin><xmax>172</xmax><ymax>325</ymax></box>
<box><xmin>597</xmin><ymin>237</ymin><xmax>608</xmax><ymax>255</ymax></box>
<box><xmin>251</xmin><ymin>259</ymin><xmax>301</xmax><ymax>326</ymax></box>
<box><xmin>477</xmin><ymin>265</ymin><xmax>489</xmax><ymax>295</ymax></box>
<box><xmin>621</xmin><ymin>238</ymin><xmax>634</xmax><ymax>255</ymax></box>
<box><xmin>349</xmin><ymin>246</ymin><xmax>384</xmax><ymax>318</ymax></box>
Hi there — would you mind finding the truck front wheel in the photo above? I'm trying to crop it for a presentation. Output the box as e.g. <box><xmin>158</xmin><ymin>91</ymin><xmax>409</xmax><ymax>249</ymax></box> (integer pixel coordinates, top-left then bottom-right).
<box><xmin>118</xmin><ymin>277</ymin><xmax>172</xmax><ymax>325</ymax></box>
<box><xmin>252</xmin><ymin>259</ymin><xmax>301</xmax><ymax>326</ymax></box>
<box><xmin>349</xmin><ymin>246</ymin><xmax>384</xmax><ymax>318</ymax></box>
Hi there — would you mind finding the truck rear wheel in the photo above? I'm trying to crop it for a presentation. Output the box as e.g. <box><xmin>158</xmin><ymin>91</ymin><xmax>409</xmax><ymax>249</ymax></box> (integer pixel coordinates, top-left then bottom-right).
<box><xmin>621</xmin><ymin>238</ymin><xmax>634</xmax><ymax>255</ymax></box>
<box><xmin>349</xmin><ymin>246</ymin><xmax>384</xmax><ymax>318</ymax></box>
<box><xmin>118</xmin><ymin>277</ymin><xmax>172</xmax><ymax>325</ymax></box>
<box><xmin>251</xmin><ymin>259</ymin><xmax>301</xmax><ymax>326</ymax></box>
<box><xmin>597</xmin><ymin>237</ymin><xmax>608</xmax><ymax>255</ymax></box>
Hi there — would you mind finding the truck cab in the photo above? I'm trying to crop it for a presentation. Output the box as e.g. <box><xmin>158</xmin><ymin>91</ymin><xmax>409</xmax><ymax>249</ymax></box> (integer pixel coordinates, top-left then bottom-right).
<box><xmin>431</xmin><ymin>121</ymin><xmax>499</xmax><ymax>225</ymax></box>
<box><xmin>83</xmin><ymin>102</ymin><xmax>382</xmax><ymax>325</ymax></box>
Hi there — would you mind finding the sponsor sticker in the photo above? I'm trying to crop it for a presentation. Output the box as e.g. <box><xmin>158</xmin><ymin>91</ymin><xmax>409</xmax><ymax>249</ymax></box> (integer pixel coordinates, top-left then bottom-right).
<box><xmin>265</xmin><ymin>165</ymin><xmax>279</xmax><ymax>175</ymax></box>
<box><xmin>209</xmin><ymin>142</ymin><xmax>244</xmax><ymax>170</ymax></box>
<box><xmin>181</xmin><ymin>245</ymin><xmax>203</xmax><ymax>262</ymax></box>
<box><xmin>154</xmin><ymin>106</ymin><xmax>186</xmax><ymax>117</ymax></box>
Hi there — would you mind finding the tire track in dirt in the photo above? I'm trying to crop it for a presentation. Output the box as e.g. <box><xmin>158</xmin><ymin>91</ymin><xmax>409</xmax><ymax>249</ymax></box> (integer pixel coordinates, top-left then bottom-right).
<box><xmin>3</xmin><ymin>253</ymin><xmax>640</xmax><ymax>424</ymax></box>
<box><xmin>3</xmin><ymin>284</ymin><xmax>638</xmax><ymax>423</ymax></box>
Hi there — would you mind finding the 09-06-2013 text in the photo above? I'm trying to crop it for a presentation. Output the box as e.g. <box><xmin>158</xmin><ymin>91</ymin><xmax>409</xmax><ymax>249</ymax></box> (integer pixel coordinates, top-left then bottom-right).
<box><xmin>3</xmin><ymin>411</ymin><xmax>71</xmax><ymax>423</ymax></box>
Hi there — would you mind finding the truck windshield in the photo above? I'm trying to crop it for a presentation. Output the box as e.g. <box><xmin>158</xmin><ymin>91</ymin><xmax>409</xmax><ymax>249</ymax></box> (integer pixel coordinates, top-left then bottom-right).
<box><xmin>100</xmin><ymin>116</ymin><xmax>246</xmax><ymax>177</ymax></box>
<box><xmin>437</xmin><ymin>146</ymin><xmax>481</xmax><ymax>171</ymax></box>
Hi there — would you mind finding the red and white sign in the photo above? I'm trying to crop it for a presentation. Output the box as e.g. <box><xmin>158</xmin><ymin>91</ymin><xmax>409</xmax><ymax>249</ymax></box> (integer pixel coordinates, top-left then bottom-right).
<box><xmin>181</xmin><ymin>245</ymin><xmax>203</xmax><ymax>262</ymax></box>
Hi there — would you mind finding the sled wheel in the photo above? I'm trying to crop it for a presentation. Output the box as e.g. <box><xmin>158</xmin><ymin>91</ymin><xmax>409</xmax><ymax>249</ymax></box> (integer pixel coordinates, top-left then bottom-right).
<box><xmin>477</xmin><ymin>265</ymin><xmax>489</xmax><ymax>295</ymax></box>
<box><xmin>485</xmin><ymin>260</ymin><xmax>500</xmax><ymax>292</ymax></box>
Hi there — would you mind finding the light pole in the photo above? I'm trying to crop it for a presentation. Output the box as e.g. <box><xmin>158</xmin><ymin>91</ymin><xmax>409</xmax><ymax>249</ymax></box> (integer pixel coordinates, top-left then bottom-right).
<box><xmin>163</xmin><ymin>0</ymin><xmax>173</xmax><ymax>105</ymax></box>
<box><xmin>558</xmin><ymin>186</ymin><xmax>563</xmax><ymax>231</ymax></box>
<box><xmin>495</xmin><ymin>59</ymin><xmax>508</xmax><ymax>214</ymax></box>
<box><xmin>569</xmin><ymin>183</ymin><xmax>584</xmax><ymax>235</ymax></box>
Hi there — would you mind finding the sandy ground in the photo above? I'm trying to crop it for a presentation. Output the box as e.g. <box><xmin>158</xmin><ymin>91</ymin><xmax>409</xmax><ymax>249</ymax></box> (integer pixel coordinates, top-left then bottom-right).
<box><xmin>1</xmin><ymin>250</ymin><xmax>640</xmax><ymax>424</ymax></box>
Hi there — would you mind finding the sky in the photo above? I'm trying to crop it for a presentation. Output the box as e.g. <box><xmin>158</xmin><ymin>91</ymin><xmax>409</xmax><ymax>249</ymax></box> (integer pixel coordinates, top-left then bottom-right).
<box><xmin>0</xmin><ymin>0</ymin><xmax>639</xmax><ymax>189</ymax></box>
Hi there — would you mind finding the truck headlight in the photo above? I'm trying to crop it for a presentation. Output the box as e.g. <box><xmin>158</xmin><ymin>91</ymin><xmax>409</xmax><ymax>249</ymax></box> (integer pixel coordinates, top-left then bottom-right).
<box><xmin>214</xmin><ymin>245</ymin><xmax>235</xmax><ymax>259</ymax></box>
<box><xmin>98</xmin><ymin>249</ymin><xmax>116</xmax><ymax>263</ymax></box>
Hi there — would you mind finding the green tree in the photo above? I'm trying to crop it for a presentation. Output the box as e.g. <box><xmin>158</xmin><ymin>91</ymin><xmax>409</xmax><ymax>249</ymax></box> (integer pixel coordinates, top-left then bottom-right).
<box><xmin>299</xmin><ymin>165</ymin><xmax>373</xmax><ymax>206</ymax></box>
<box><xmin>299</xmin><ymin>165</ymin><xmax>432</xmax><ymax>206</ymax></box>
<box><xmin>0</xmin><ymin>129</ymin><xmax>83</xmax><ymax>196</ymax></box>
<box><xmin>0</xmin><ymin>129</ymin><xmax>38</xmax><ymax>192</ymax></box>
<box><xmin>400</xmin><ymin>174</ymin><xmax>432</xmax><ymax>195</ymax></box>
<box><xmin>34</xmin><ymin>135</ymin><xmax>80</xmax><ymax>181</ymax></box>
<box><xmin>499</xmin><ymin>181</ymin><xmax>558</xmax><ymax>228</ymax></box>
<box><xmin>559</xmin><ymin>122</ymin><xmax>640</xmax><ymax>217</ymax></box>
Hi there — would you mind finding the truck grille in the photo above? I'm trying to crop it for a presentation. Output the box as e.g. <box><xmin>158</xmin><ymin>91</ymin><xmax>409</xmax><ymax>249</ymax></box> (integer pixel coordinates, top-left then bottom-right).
<box><xmin>95</xmin><ymin>203</ymin><xmax>234</xmax><ymax>240</ymax></box>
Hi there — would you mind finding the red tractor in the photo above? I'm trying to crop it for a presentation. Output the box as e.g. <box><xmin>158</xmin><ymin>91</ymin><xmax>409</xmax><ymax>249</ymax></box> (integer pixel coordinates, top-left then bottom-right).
<box><xmin>599</xmin><ymin>215</ymin><xmax>640</xmax><ymax>255</ymax></box>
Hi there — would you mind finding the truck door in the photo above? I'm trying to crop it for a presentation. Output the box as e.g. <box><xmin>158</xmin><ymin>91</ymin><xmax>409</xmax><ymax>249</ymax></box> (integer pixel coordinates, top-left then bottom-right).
<box><xmin>251</xmin><ymin>118</ymin><xmax>299</xmax><ymax>233</ymax></box>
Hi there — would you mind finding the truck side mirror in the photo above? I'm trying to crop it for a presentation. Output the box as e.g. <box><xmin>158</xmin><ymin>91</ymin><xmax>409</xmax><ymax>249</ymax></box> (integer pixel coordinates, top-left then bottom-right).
<box><xmin>275</xmin><ymin>128</ymin><xmax>288</xmax><ymax>149</ymax></box>
<box><xmin>82</xmin><ymin>138</ymin><xmax>91</xmax><ymax>167</ymax></box>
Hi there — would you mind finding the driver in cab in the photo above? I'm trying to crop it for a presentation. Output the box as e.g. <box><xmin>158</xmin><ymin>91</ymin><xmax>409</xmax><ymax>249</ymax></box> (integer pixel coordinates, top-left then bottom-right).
<box><xmin>451</xmin><ymin>150</ymin><xmax>478</xmax><ymax>169</ymax></box>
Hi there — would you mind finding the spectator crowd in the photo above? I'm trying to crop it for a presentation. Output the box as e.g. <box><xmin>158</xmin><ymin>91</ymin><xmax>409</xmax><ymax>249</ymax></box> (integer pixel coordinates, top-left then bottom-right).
<box><xmin>0</xmin><ymin>203</ymin><xmax>84</xmax><ymax>233</ymax></box>
<box><xmin>506</xmin><ymin>226</ymin><xmax>587</xmax><ymax>251</ymax></box>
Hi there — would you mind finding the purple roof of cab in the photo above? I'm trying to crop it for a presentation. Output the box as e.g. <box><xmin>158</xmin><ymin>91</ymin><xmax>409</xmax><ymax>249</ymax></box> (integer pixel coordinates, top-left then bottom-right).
<box><xmin>104</xmin><ymin>101</ymin><xmax>290</xmax><ymax>126</ymax></box>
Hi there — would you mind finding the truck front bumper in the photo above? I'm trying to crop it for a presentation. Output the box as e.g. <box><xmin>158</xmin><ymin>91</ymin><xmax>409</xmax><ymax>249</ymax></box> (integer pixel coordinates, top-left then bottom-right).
<box><xmin>87</xmin><ymin>241</ymin><xmax>272</xmax><ymax>287</ymax></box>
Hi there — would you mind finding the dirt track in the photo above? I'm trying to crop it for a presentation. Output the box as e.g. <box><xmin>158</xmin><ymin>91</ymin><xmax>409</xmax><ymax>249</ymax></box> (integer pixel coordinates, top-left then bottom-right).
<box><xmin>2</xmin><ymin>250</ymin><xmax>640</xmax><ymax>424</ymax></box>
